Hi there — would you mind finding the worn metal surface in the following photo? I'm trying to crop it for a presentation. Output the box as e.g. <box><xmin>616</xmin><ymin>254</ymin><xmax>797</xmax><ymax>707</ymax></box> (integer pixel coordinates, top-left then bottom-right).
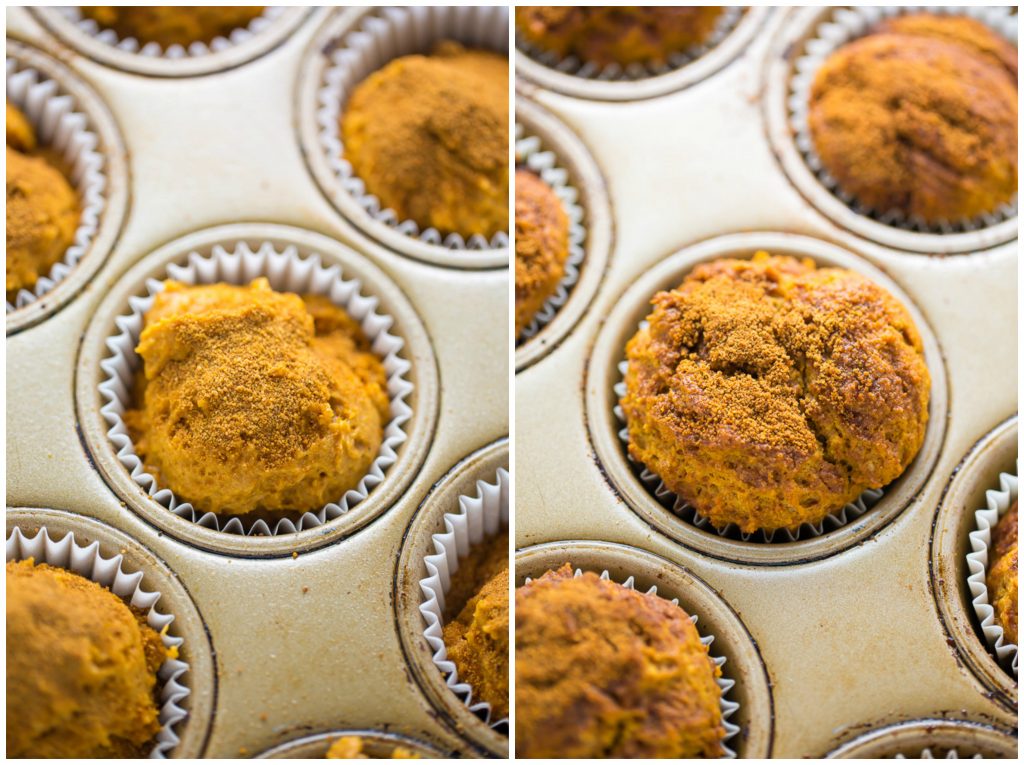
<box><xmin>514</xmin><ymin>6</ymin><xmax>1018</xmax><ymax>759</ymax></box>
<box><xmin>6</xmin><ymin>6</ymin><xmax>507</xmax><ymax>758</ymax></box>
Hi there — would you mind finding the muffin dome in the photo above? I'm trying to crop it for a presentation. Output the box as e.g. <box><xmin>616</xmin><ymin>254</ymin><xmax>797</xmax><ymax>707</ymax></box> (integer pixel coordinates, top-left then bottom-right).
<box><xmin>79</xmin><ymin>6</ymin><xmax>264</xmax><ymax>47</ymax></box>
<box><xmin>808</xmin><ymin>14</ymin><xmax>1017</xmax><ymax>224</ymax></box>
<box><xmin>124</xmin><ymin>279</ymin><xmax>389</xmax><ymax>516</ymax></box>
<box><xmin>341</xmin><ymin>42</ymin><xmax>509</xmax><ymax>240</ymax></box>
<box><xmin>515</xmin><ymin>168</ymin><xmax>570</xmax><ymax>339</ymax></box>
<box><xmin>987</xmin><ymin>500</ymin><xmax>1018</xmax><ymax>644</ymax></box>
<box><xmin>621</xmin><ymin>252</ymin><xmax>930</xmax><ymax>535</ymax></box>
<box><xmin>6</xmin><ymin>560</ymin><xmax>169</xmax><ymax>758</ymax></box>
<box><xmin>516</xmin><ymin>564</ymin><xmax>725</xmax><ymax>758</ymax></box>
<box><xmin>516</xmin><ymin>6</ymin><xmax>724</xmax><ymax>68</ymax></box>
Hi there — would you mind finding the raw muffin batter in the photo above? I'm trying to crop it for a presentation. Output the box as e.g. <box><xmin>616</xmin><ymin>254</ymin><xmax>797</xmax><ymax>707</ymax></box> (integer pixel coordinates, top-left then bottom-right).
<box><xmin>341</xmin><ymin>42</ymin><xmax>509</xmax><ymax>240</ymax></box>
<box><xmin>516</xmin><ymin>565</ymin><xmax>725</xmax><ymax>758</ymax></box>
<box><xmin>6</xmin><ymin>559</ymin><xmax>169</xmax><ymax>758</ymax></box>
<box><xmin>325</xmin><ymin>736</ymin><xmax>420</xmax><ymax>759</ymax></box>
<box><xmin>516</xmin><ymin>6</ymin><xmax>724</xmax><ymax>67</ymax></box>
<box><xmin>442</xmin><ymin>531</ymin><xmax>509</xmax><ymax>719</ymax></box>
<box><xmin>987</xmin><ymin>500</ymin><xmax>1018</xmax><ymax>644</ymax></box>
<box><xmin>79</xmin><ymin>6</ymin><xmax>264</xmax><ymax>47</ymax></box>
<box><xmin>808</xmin><ymin>14</ymin><xmax>1017</xmax><ymax>224</ymax></box>
<box><xmin>621</xmin><ymin>252</ymin><xmax>931</xmax><ymax>535</ymax></box>
<box><xmin>125</xmin><ymin>279</ymin><xmax>389</xmax><ymax>516</ymax></box>
<box><xmin>6</xmin><ymin>102</ymin><xmax>79</xmax><ymax>298</ymax></box>
<box><xmin>515</xmin><ymin>168</ymin><xmax>570</xmax><ymax>339</ymax></box>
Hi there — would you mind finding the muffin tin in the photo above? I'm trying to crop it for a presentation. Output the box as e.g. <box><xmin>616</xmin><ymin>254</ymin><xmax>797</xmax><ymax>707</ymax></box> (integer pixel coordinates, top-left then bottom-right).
<box><xmin>7</xmin><ymin>6</ymin><xmax>506</xmax><ymax>758</ymax></box>
<box><xmin>515</xmin><ymin>6</ymin><xmax>1017</xmax><ymax>759</ymax></box>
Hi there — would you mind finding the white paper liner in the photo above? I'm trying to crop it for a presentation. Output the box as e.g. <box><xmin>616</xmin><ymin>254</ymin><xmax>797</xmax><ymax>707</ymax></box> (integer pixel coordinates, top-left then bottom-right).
<box><xmin>514</xmin><ymin>123</ymin><xmax>586</xmax><ymax>342</ymax></box>
<box><xmin>520</xmin><ymin>567</ymin><xmax>740</xmax><ymax>758</ymax></box>
<box><xmin>97</xmin><ymin>241</ymin><xmax>414</xmax><ymax>536</ymax></box>
<box><xmin>418</xmin><ymin>467</ymin><xmax>509</xmax><ymax>733</ymax></box>
<box><xmin>316</xmin><ymin>5</ymin><xmax>509</xmax><ymax>251</ymax></box>
<box><xmin>54</xmin><ymin>6</ymin><xmax>285</xmax><ymax>60</ymax></box>
<box><xmin>966</xmin><ymin>463</ymin><xmax>1018</xmax><ymax>676</ymax></box>
<box><xmin>894</xmin><ymin>750</ymin><xmax>983</xmax><ymax>760</ymax></box>
<box><xmin>5</xmin><ymin>56</ymin><xmax>106</xmax><ymax>312</ymax></box>
<box><xmin>614</xmin><ymin>355</ymin><xmax>884</xmax><ymax>543</ymax></box>
<box><xmin>6</xmin><ymin>524</ymin><xmax>190</xmax><ymax>758</ymax></box>
<box><xmin>789</xmin><ymin>6</ymin><xmax>1019</xmax><ymax>234</ymax></box>
<box><xmin>515</xmin><ymin>6</ymin><xmax>743</xmax><ymax>81</ymax></box>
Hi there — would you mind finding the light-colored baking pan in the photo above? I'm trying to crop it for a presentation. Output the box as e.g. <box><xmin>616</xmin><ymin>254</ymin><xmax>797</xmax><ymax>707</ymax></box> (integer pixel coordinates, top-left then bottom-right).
<box><xmin>515</xmin><ymin>6</ymin><xmax>1018</xmax><ymax>759</ymax></box>
<box><xmin>6</xmin><ymin>6</ymin><xmax>507</xmax><ymax>758</ymax></box>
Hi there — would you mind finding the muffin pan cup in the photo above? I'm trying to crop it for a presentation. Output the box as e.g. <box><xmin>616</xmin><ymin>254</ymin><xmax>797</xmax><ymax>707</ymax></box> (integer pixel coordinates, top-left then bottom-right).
<box><xmin>5</xmin><ymin>508</ymin><xmax>215</xmax><ymax>759</ymax></box>
<box><xmin>825</xmin><ymin>719</ymin><xmax>1019</xmax><ymax>759</ymax></box>
<box><xmin>254</xmin><ymin>729</ymin><xmax>450</xmax><ymax>759</ymax></box>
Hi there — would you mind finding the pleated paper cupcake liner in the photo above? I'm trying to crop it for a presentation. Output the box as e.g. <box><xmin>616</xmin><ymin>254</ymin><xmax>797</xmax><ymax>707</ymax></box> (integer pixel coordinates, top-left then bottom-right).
<box><xmin>789</xmin><ymin>5</ymin><xmax>1018</xmax><ymax>234</ymax></box>
<box><xmin>514</xmin><ymin>122</ymin><xmax>586</xmax><ymax>342</ymax></box>
<box><xmin>97</xmin><ymin>241</ymin><xmax>413</xmax><ymax>537</ymax></box>
<box><xmin>521</xmin><ymin>566</ymin><xmax>740</xmax><ymax>758</ymax></box>
<box><xmin>515</xmin><ymin>6</ymin><xmax>744</xmax><ymax>81</ymax></box>
<box><xmin>316</xmin><ymin>5</ymin><xmax>509</xmax><ymax>251</ymax></box>
<box><xmin>54</xmin><ymin>6</ymin><xmax>285</xmax><ymax>59</ymax></box>
<box><xmin>6</xmin><ymin>525</ymin><xmax>190</xmax><ymax>758</ymax></box>
<box><xmin>894</xmin><ymin>750</ymin><xmax>982</xmax><ymax>760</ymax></box>
<box><xmin>614</xmin><ymin>356</ymin><xmax>884</xmax><ymax>543</ymax></box>
<box><xmin>418</xmin><ymin>467</ymin><xmax>509</xmax><ymax>733</ymax></box>
<box><xmin>966</xmin><ymin>464</ymin><xmax>1019</xmax><ymax>676</ymax></box>
<box><xmin>5</xmin><ymin>55</ymin><xmax>106</xmax><ymax>312</ymax></box>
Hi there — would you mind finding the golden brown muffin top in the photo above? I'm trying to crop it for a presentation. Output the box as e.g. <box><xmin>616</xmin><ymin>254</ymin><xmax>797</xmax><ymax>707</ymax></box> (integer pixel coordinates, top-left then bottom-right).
<box><xmin>808</xmin><ymin>21</ymin><xmax>1017</xmax><ymax>224</ymax></box>
<box><xmin>6</xmin><ymin>559</ymin><xmax>169</xmax><ymax>758</ymax></box>
<box><xmin>516</xmin><ymin>6</ymin><xmax>724</xmax><ymax>67</ymax></box>
<box><xmin>873</xmin><ymin>14</ymin><xmax>1017</xmax><ymax>80</ymax></box>
<box><xmin>622</xmin><ymin>252</ymin><xmax>930</xmax><ymax>533</ymax></box>
<box><xmin>325</xmin><ymin>736</ymin><xmax>421</xmax><ymax>759</ymax></box>
<box><xmin>516</xmin><ymin>564</ymin><xmax>724</xmax><ymax>758</ymax></box>
<box><xmin>341</xmin><ymin>42</ymin><xmax>509</xmax><ymax>240</ymax></box>
<box><xmin>6</xmin><ymin>101</ymin><xmax>36</xmax><ymax>152</ymax></box>
<box><xmin>993</xmin><ymin>501</ymin><xmax>1018</xmax><ymax>560</ymax></box>
<box><xmin>514</xmin><ymin>168</ymin><xmax>570</xmax><ymax>339</ymax></box>
<box><xmin>79</xmin><ymin>6</ymin><xmax>264</xmax><ymax>47</ymax></box>
<box><xmin>987</xmin><ymin>501</ymin><xmax>1018</xmax><ymax>645</ymax></box>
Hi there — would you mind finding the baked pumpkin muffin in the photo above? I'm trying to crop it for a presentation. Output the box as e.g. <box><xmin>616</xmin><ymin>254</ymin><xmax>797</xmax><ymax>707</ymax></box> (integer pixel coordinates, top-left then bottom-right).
<box><xmin>124</xmin><ymin>279</ymin><xmax>389</xmax><ymax>516</ymax></box>
<box><xmin>516</xmin><ymin>564</ymin><xmax>725</xmax><ymax>758</ymax></box>
<box><xmin>6</xmin><ymin>102</ymin><xmax>79</xmax><ymax>298</ymax></box>
<box><xmin>325</xmin><ymin>736</ymin><xmax>420</xmax><ymax>759</ymax></box>
<box><xmin>341</xmin><ymin>42</ymin><xmax>508</xmax><ymax>240</ymax></box>
<box><xmin>442</xmin><ymin>531</ymin><xmax>509</xmax><ymax>719</ymax></box>
<box><xmin>621</xmin><ymin>252</ymin><xmax>930</xmax><ymax>535</ymax></box>
<box><xmin>516</xmin><ymin>6</ymin><xmax>724</xmax><ymax>68</ymax></box>
<box><xmin>987</xmin><ymin>500</ymin><xmax>1018</xmax><ymax>644</ymax></box>
<box><xmin>515</xmin><ymin>168</ymin><xmax>570</xmax><ymax>339</ymax></box>
<box><xmin>6</xmin><ymin>559</ymin><xmax>170</xmax><ymax>758</ymax></box>
<box><xmin>808</xmin><ymin>14</ymin><xmax>1017</xmax><ymax>224</ymax></box>
<box><xmin>79</xmin><ymin>6</ymin><xmax>264</xmax><ymax>47</ymax></box>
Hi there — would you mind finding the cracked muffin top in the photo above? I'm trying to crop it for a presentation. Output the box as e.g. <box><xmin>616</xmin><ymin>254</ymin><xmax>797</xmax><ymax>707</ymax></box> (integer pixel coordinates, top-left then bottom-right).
<box><xmin>79</xmin><ymin>6</ymin><xmax>264</xmax><ymax>47</ymax></box>
<box><xmin>515</xmin><ymin>168</ymin><xmax>569</xmax><ymax>340</ymax></box>
<box><xmin>987</xmin><ymin>500</ymin><xmax>1018</xmax><ymax>645</ymax></box>
<box><xmin>621</xmin><ymin>252</ymin><xmax>931</xmax><ymax>535</ymax></box>
<box><xmin>516</xmin><ymin>564</ymin><xmax>725</xmax><ymax>758</ymax></box>
<box><xmin>516</xmin><ymin>6</ymin><xmax>724</xmax><ymax>68</ymax></box>
<box><xmin>808</xmin><ymin>13</ymin><xmax>1017</xmax><ymax>225</ymax></box>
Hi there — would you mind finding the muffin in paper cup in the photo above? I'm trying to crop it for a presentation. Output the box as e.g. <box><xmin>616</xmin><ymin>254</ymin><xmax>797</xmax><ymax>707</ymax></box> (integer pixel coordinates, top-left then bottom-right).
<box><xmin>97</xmin><ymin>241</ymin><xmax>413</xmax><ymax>537</ymax></box>
<box><xmin>6</xmin><ymin>524</ymin><xmax>190</xmax><ymax>758</ymax></box>
<box><xmin>5</xmin><ymin>55</ymin><xmax>106</xmax><ymax>313</ymax></box>
<box><xmin>966</xmin><ymin>463</ymin><xmax>1019</xmax><ymax>676</ymax></box>
<box><xmin>315</xmin><ymin>5</ymin><xmax>509</xmax><ymax>252</ymax></box>
<box><xmin>519</xmin><ymin>565</ymin><xmax>741</xmax><ymax>758</ymax></box>
<box><xmin>894</xmin><ymin>750</ymin><xmax>982</xmax><ymax>760</ymax></box>
<box><xmin>613</xmin><ymin>356</ymin><xmax>884</xmax><ymax>543</ymax></box>
<box><xmin>788</xmin><ymin>5</ymin><xmax>1018</xmax><ymax>234</ymax></box>
<box><xmin>418</xmin><ymin>467</ymin><xmax>509</xmax><ymax>732</ymax></box>
<box><xmin>515</xmin><ymin>6</ymin><xmax>744</xmax><ymax>81</ymax></box>
<box><xmin>515</xmin><ymin>122</ymin><xmax>586</xmax><ymax>342</ymax></box>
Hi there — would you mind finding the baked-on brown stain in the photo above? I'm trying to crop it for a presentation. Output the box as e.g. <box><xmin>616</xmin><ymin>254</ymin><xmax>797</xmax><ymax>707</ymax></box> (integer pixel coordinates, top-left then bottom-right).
<box><xmin>6</xmin><ymin>102</ymin><xmax>79</xmax><ymax>298</ymax></box>
<box><xmin>516</xmin><ymin>565</ymin><xmax>724</xmax><ymax>758</ymax></box>
<box><xmin>808</xmin><ymin>14</ymin><xmax>1017</xmax><ymax>224</ymax></box>
<box><xmin>622</xmin><ymin>252</ymin><xmax>930</xmax><ymax>534</ymax></box>
<box><xmin>6</xmin><ymin>560</ymin><xmax>170</xmax><ymax>758</ymax></box>
<box><xmin>125</xmin><ymin>279</ymin><xmax>388</xmax><ymax>516</ymax></box>
<box><xmin>79</xmin><ymin>6</ymin><xmax>264</xmax><ymax>47</ymax></box>
<box><xmin>514</xmin><ymin>168</ymin><xmax>569</xmax><ymax>339</ymax></box>
<box><xmin>987</xmin><ymin>501</ymin><xmax>1018</xmax><ymax>644</ymax></box>
<box><xmin>341</xmin><ymin>42</ymin><xmax>508</xmax><ymax>240</ymax></box>
<box><xmin>516</xmin><ymin>6</ymin><xmax>724</xmax><ymax>68</ymax></box>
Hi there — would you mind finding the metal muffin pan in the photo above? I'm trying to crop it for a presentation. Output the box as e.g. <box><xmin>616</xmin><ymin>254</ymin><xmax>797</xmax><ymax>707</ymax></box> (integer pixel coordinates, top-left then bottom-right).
<box><xmin>6</xmin><ymin>6</ymin><xmax>506</xmax><ymax>758</ymax></box>
<box><xmin>825</xmin><ymin>718</ymin><xmax>1019</xmax><ymax>759</ymax></box>
<box><xmin>515</xmin><ymin>6</ymin><xmax>1017</xmax><ymax>759</ymax></box>
<box><xmin>254</xmin><ymin>729</ymin><xmax>450</xmax><ymax>759</ymax></box>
